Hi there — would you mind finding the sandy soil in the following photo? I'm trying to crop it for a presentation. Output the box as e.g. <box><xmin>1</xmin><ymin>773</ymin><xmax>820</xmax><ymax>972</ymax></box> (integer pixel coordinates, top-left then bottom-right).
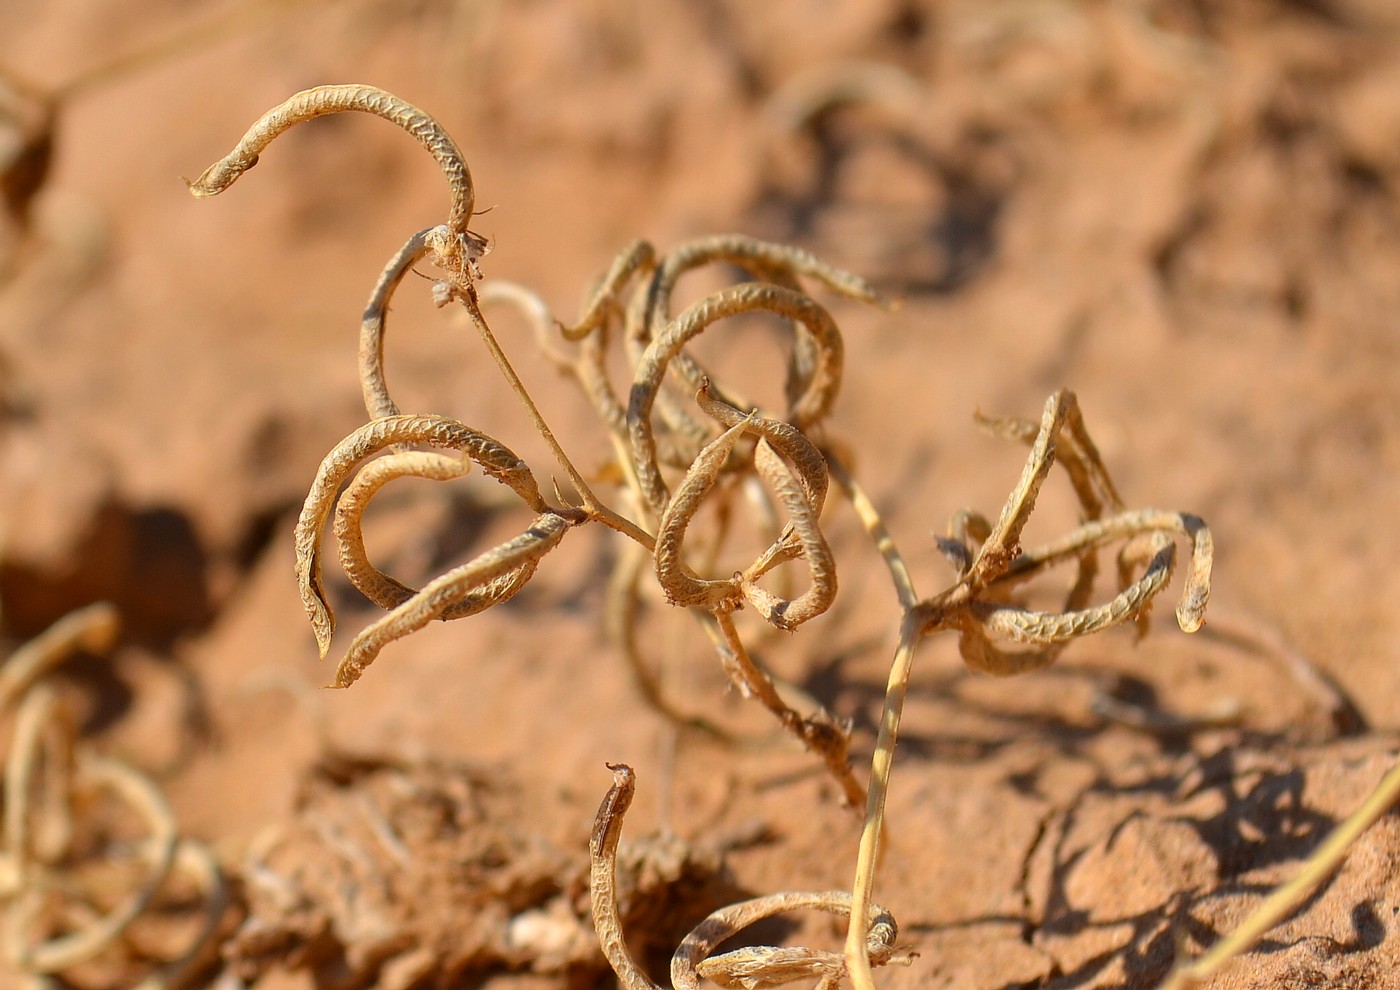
<box><xmin>2</xmin><ymin>2</ymin><xmax>1400</xmax><ymax>988</ymax></box>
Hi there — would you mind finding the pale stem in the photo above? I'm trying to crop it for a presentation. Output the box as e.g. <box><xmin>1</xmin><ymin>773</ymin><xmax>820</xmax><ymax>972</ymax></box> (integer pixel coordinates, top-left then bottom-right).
<box><xmin>1160</xmin><ymin>756</ymin><xmax>1400</xmax><ymax>989</ymax></box>
<box><xmin>826</xmin><ymin>453</ymin><xmax>919</xmax><ymax>611</ymax></box>
<box><xmin>844</xmin><ymin>616</ymin><xmax>924</xmax><ymax>990</ymax></box>
<box><xmin>461</xmin><ymin>297</ymin><xmax>656</xmax><ymax>551</ymax></box>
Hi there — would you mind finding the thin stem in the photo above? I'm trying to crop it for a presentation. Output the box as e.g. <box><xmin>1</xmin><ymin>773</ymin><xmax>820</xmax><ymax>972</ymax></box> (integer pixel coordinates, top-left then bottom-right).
<box><xmin>461</xmin><ymin>296</ymin><xmax>656</xmax><ymax>551</ymax></box>
<box><xmin>826</xmin><ymin>453</ymin><xmax>919</xmax><ymax>611</ymax></box>
<box><xmin>844</xmin><ymin>614</ymin><xmax>926</xmax><ymax>990</ymax></box>
<box><xmin>709</xmin><ymin>612</ymin><xmax>865</xmax><ymax>809</ymax></box>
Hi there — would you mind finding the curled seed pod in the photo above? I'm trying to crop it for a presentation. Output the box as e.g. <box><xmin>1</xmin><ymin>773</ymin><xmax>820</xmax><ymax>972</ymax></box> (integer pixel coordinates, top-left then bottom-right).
<box><xmin>953</xmin><ymin>552</ymin><xmax>1170</xmax><ymax>679</ymax></box>
<box><xmin>641</xmin><ymin>234</ymin><xmax>884</xmax><ymax>352</ymax></box>
<box><xmin>681</xmin><ymin>891</ymin><xmax>899</xmax><ymax>990</ymax></box>
<box><xmin>623</xmin><ymin>294</ymin><xmax>724</xmax><ymax>480</ymax></box>
<box><xmin>618</xmin><ymin>240</ymin><xmax>795</xmax><ymax>461</ymax></box>
<box><xmin>654</xmin><ymin>387</ymin><xmax>837</xmax><ymax>629</ymax></box>
<box><xmin>562</xmin><ymin>248</ymin><xmax>724</xmax><ymax>469</ymax></box>
<box><xmin>974</xmin><ymin>390</ymin><xmax>1123</xmax><ymax>521</ymax></box>
<box><xmin>332</xmin><ymin>448</ymin><xmax>534</xmax><ymax>619</ymax></box>
<box><xmin>7</xmin><ymin>743</ymin><xmax>179</xmax><ymax>974</ymax></box>
<box><xmin>0</xmin><ymin>602</ymin><xmax>119</xmax><ymax>712</ymax></box>
<box><xmin>636</xmin><ymin>237</ymin><xmax>871</xmax><ymax>459</ymax></box>
<box><xmin>969</xmin><ymin>393</ymin><xmax>1124</xmax><ymax>640</ymax></box>
<box><xmin>1001</xmin><ymin>508</ymin><xmax>1214</xmax><ymax>635</ymax></box>
<box><xmin>333</xmin><ymin>449</ymin><xmax>539</xmax><ymax>623</ymax></box>
<box><xmin>4</xmin><ymin>685</ymin><xmax>73</xmax><ymax>878</ymax></box>
<box><xmin>694</xmin><ymin>380</ymin><xmax>828</xmax><ymax>518</ymax></box>
<box><xmin>333</xmin><ymin>511</ymin><xmax>570</xmax><ymax>688</ymax></box>
<box><xmin>969</xmin><ymin>391</ymin><xmax>1070</xmax><ymax>585</ymax></box>
<box><xmin>653</xmin><ymin>418</ymin><xmax>753</xmax><ymax>611</ymax></box>
<box><xmin>577</xmin><ymin>315</ymin><xmax>631</xmax><ymax>445</ymax></box>
<box><xmin>560</xmin><ymin>238</ymin><xmax>656</xmax><ymax>342</ymax></box>
<box><xmin>696</xmin><ymin>382</ymin><xmax>831</xmax><ymax>605</ymax></box>
<box><xmin>961</xmin><ymin>540</ymin><xmax>1176</xmax><ymax>676</ymax></box>
<box><xmin>636</xmin><ymin>236</ymin><xmax>882</xmax><ymax>433</ymax></box>
<box><xmin>574</xmin><ymin>306</ymin><xmax>696</xmax><ymax>469</ymax></box>
<box><xmin>295</xmin><ymin>415</ymin><xmax>545</xmax><ymax>658</ymax></box>
<box><xmin>932</xmin><ymin>393</ymin><xmax>1215</xmax><ymax>677</ymax></box>
<box><xmin>740</xmin><ymin>439</ymin><xmax>836</xmax><ymax>631</ymax></box>
<box><xmin>187</xmin><ymin>85</ymin><xmax>488</xmax><ymax>288</ymax></box>
<box><xmin>953</xmin><ymin>622</ymin><xmax>1063</xmax><ymax>679</ymax></box>
<box><xmin>628</xmin><ymin>282</ymin><xmax>844</xmax><ymax>513</ymax></box>
<box><xmin>187</xmin><ymin>84</ymin><xmax>475</xmax><ymax>236</ymax></box>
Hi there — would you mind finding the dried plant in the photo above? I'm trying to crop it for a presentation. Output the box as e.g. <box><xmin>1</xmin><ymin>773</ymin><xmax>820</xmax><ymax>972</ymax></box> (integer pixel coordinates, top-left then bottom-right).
<box><xmin>188</xmin><ymin>84</ymin><xmax>1400</xmax><ymax>990</ymax></box>
<box><xmin>590</xmin><ymin>763</ymin><xmax>905</xmax><ymax>990</ymax></box>
<box><xmin>0</xmin><ymin>604</ymin><xmax>226</xmax><ymax>989</ymax></box>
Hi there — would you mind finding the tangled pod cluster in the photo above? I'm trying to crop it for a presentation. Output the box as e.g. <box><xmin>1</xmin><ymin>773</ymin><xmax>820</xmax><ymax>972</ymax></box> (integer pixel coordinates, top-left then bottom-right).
<box><xmin>188</xmin><ymin>85</ymin><xmax>1234</xmax><ymax>990</ymax></box>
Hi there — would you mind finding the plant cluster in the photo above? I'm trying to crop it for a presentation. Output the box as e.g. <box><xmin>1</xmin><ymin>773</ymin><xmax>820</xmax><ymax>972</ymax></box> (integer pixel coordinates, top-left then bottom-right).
<box><xmin>0</xmin><ymin>604</ymin><xmax>225</xmax><ymax>989</ymax></box>
<box><xmin>181</xmin><ymin>85</ymin><xmax>1400</xmax><ymax>990</ymax></box>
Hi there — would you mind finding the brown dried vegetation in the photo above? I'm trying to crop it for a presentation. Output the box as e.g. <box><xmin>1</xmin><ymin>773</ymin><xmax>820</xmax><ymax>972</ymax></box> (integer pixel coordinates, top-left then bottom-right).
<box><xmin>4</xmin><ymin>5</ymin><xmax>1400</xmax><ymax>989</ymax></box>
<box><xmin>174</xmin><ymin>83</ymin><xmax>1390</xmax><ymax>990</ymax></box>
